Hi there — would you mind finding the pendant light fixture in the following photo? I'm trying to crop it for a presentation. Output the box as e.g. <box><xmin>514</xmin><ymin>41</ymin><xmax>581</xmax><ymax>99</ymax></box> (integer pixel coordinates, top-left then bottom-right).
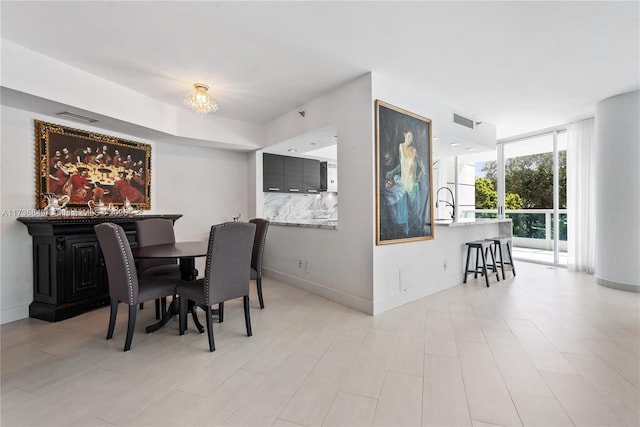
<box><xmin>184</xmin><ymin>83</ymin><xmax>219</xmax><ymax>115</ymax></box>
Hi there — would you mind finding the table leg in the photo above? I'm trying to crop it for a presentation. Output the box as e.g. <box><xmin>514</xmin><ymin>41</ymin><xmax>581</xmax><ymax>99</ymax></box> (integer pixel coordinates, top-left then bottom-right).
<box><xmin>146</xmin><ymin>256</ymin><xmax>197</xmax><ymax>333</ymax></box>
<box><xmin>190</xmin><ymin>302</ymin><xmax>205</xmax><ymax>333</ymax></box>
<box><xmin>146</xmin><ymin>297</ymin><xmax>179</xmax><ymax>333</ymax></box>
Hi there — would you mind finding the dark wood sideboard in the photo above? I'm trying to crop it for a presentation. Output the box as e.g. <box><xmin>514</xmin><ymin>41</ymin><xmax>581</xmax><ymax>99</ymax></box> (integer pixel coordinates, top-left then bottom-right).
<box><xmin>17</xmin><ymin>214</ymin><xmax>182</xmax><ymax>322</ymax></box>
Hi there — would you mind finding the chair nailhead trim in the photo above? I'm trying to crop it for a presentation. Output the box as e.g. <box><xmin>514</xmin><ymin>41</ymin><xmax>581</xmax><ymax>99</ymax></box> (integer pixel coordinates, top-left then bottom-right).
<box><xmin>112</xmin><ymin>224</ymin><xmax>135</xmax><ymax>305</ymax></box>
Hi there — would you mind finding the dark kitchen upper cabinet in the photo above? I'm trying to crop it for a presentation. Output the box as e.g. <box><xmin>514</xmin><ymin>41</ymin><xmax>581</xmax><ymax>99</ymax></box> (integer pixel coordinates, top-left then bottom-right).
<box><xmin>263</xmin><ymin>153</ymin><xmax>284</xmax><ymax>192</ymax></box>
<box><xmin>302</xmin><ymin>158</ymin><xmax>320</xmax><ymax>193</ymax></box>
<box><xmin>283</xmin><ymin>156</ymin><xmax>303</xmax><ymax>192</ymax></box>
<box><xmin>263</xmin><ymin>154</ymin><xmax>321</xmax><ymax>193</ymax></box>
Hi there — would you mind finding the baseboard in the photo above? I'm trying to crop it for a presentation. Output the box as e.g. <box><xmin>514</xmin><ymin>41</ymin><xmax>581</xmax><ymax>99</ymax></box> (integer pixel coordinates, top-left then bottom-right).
<box><xmin>263</xmin><ymin>268</ymin><xmax>374</xmax><ymax>315</ymax></box>
<box><xmin>373</xmin><ymin>274</ymin><xmax>462</xmax><ymax>315</ymax></box>
<box><xmin>1</xmin><ymin>304</ymin><xmax>29</xmax><ymax>325</ymax></box>
<box><xmin>597</xmin><ymin>278</ymin><xmax>640</xmax><ymax>293</ymax></box>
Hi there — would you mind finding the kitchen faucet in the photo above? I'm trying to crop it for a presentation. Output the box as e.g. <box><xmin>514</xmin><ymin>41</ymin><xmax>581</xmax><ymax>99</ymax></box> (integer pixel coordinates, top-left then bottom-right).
<box><xmin>436</xmin><ymin>186</ymin><xmax>456</xmax><ymax>219</ymax></box>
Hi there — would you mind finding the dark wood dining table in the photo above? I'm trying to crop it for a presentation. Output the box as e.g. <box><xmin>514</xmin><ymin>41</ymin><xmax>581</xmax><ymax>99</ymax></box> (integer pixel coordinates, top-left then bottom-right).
<box><xmin>133</xmin><ymin>241</ymin><xmax>208</xmax><ymax>333</ymax></box>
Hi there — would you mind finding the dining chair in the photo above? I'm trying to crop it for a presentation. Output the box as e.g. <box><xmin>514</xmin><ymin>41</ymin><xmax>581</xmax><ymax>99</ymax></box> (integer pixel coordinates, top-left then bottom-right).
<box><xmin>177</xmin><ymin>222</ymin><xmax>256</xmax><ymax>352</ymax></box>
<box><xmin>249</xmin><ymin>218</ymin><xmax>270</xmax><ymax>309</ymax></box>
<box><xmin>135</xmin><ymin>218</ymin><xmax>179</xmax><ymax>319</ymax></box>
<box><xmin>95</xmin><ymin>222</ymin><xmax>182</xmax><ymax>351</ymax></box>
<box><xmin>218</xmin><ymin>218</ymin><xmax>270</xmax><ymax>321</ymax></box>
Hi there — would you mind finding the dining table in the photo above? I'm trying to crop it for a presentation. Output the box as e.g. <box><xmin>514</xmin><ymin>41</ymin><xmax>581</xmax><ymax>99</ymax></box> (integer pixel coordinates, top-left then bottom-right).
<box><xmin>133</xmin><ymin>241</ymin><xmax>208</xmax><ymax>333</ymax></box>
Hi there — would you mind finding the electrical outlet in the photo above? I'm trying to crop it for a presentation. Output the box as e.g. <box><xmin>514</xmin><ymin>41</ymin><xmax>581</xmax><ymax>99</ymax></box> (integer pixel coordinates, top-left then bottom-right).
<box><xmin>298</xmin><ymin>259</ymin><xmax>303</xmax><ymax>268</ymax></box>
<box><xmin>305</xmin><ymin>260</ymin><xmax>310</xmax><ymax>273</ymax></box>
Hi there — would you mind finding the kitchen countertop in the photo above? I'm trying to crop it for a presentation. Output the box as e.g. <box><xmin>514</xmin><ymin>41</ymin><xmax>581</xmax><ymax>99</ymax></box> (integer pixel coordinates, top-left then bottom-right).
<box><xmin>270</xmin><ymin>219</ymin><xmax>338</xmax><ymax>230</ymax></box>
<box><xmin>434</xmin><ymin>218</ymin><xmax>512</xmax><ymax>227</ymax></box>
<box><xmin>271</xmin><ymin>218</ymin><xmax>509</xmax><ymax>231</ymax></box>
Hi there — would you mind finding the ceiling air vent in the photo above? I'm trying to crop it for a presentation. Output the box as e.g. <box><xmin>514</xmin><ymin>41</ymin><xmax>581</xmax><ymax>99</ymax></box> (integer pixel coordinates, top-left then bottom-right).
<box><xmin>453</xmin><ymin>113</ymin><xmax>474</xmax><ymax>130</ymax></box>
<box><xmin>56</xmin><ymin>111</ymin><xmax>99</xmax><ymax>123</ymax></box>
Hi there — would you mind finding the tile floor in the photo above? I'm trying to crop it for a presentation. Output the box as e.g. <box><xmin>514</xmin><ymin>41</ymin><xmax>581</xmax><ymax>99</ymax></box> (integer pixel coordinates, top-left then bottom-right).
<box><xmin>1</xmin><ymin>262</ymin><xmax>639</xmax><ymax>426</ymax></box>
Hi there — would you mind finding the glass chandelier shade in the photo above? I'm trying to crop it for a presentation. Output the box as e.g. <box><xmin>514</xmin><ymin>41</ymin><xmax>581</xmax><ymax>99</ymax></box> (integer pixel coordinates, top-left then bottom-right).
<box><xmin>184</xmin><ymin>83</ymin><xmax>219</xmax><ymax>115</ymax></box>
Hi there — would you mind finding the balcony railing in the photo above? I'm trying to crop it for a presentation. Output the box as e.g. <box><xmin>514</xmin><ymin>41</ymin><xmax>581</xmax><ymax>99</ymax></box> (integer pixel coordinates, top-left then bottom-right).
<box><xmin>473</xmin><ymin>209</ymin><xmax>567</xmax><ymax>252</ymax></box>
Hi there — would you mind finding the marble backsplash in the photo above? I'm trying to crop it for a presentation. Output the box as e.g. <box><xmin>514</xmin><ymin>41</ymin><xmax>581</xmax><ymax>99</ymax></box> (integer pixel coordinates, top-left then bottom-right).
<box><xmin>264</xmin><ymin>192</ymin><xmax>338</xmax><ymax>223</ymax></box>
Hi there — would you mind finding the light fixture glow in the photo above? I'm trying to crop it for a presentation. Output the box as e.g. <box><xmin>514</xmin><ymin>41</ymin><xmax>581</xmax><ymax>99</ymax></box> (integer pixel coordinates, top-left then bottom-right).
<box><xmin>288</xmin><ymin>148</ymin><xmax>297</xmax><ymax>153</ymax></box>
<box><xmin>449</xmin><ymin>142</ymin><xmax>460</xmax><ymax>146</ymax></box>
<box><xmin>184</xmin><ymin>83</ymin><xmax>219</xmax><ymax>115</ymax></box>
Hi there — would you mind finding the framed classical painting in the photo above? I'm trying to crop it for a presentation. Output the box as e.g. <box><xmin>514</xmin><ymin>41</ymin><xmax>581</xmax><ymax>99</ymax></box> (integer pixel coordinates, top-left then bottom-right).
<box><xmin>375</xmin><ymin>100</ymin><xmax>434</xmax><ymax>245</ymax></box>
<box><xmin>35</xmin><ymin>120</ymin><xmax>151</xmax><ymax>210</ymax></box>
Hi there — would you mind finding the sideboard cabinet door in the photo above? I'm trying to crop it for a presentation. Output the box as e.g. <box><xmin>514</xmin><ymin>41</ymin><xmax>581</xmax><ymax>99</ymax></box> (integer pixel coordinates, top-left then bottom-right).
<box><xmin>64</xmin><ymin>236</ymin><xmax>107</xmax><ymax>302</ymax></box>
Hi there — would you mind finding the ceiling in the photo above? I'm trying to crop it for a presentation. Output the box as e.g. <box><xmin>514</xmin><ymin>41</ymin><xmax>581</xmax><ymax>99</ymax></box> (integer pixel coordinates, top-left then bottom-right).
<box><xmin>1</xmin><ymin>1</ymin><xmax>638</xmax><ymax>152</ymax></box>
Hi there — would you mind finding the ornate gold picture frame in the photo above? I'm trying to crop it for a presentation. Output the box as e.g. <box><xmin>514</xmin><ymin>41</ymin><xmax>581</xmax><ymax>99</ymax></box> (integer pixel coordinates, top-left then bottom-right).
<box><xmin>35</xmin><ymin>120</ymin><xmax>151</xmax><ymax>210</ymax></box>
<box><xmin>375</xmin><ymin>100</ymin><xmax>434</xmax><ymax>245</ymax></box>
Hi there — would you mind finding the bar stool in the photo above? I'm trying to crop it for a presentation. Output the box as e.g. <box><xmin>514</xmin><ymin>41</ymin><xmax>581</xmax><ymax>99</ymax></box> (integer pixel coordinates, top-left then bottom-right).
<box><xmin>464</xmin><ymin>240</ymin><xmax>500</xmax><ymax>287</ymax></box>
<box><xmin>486</xmin><ymin>237</ymin><xmax>516</xmax><ymax>280</ymax></box>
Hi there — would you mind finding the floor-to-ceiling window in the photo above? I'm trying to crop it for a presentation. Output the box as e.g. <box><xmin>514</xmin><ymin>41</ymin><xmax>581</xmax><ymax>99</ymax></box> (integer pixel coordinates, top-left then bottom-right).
<box><xmin>498</xmin><ymin>130</ymin><xmax>567</xmax><ymax>266</ymax></box>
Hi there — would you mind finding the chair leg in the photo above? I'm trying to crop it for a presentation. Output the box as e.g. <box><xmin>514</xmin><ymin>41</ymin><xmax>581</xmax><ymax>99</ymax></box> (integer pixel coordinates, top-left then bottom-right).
<box><xmin>484</xmin><ymin>246</ymin><xmax>498</xmax><ymax>273</ymax></box>
<box><xmin>480</xmin><ymin>247</ymin><xmax>490</xmax><ymax>287</ymax></box>
<box><xmin>107</xmin><ymin>298</ymin><xmax>118</xmax><ymax>340</ymax></box>
<box><xmin>474</xmin><ymin>247</ymin><xmax>480</xmax><ymax>279</ymax></box>
<box><xmin>179</xmin><ymin>297</ymin><xmax>187</xmax><ymax>336</ymax></box>
<box><xmin>244</xmin><ymin>295</ymin><xmax>253</xmax><ymax>337</ymax></box>
<box><xmin>463</xmin><ymin>245</ymin><xmax>472</xmax><ymax>283</ymax></box>
<box><xmin>488</xmin><ymin>246</ymin><xmax>500</xmax><ymax>281</ymax></box>
<box><xmin>191</xmin><ymin>304</ymin><xmax>205</xmax><ymax>334</ymax></box>
<box><xmin>205</xmin><ymin>306</ymin><xmax>215</xmax><ymax>352</ymax></box>
<box><xmin>257</xmin><ymin>277</ymin><xmax>265</xmax><ymax>309</ymax></box>
<box><xmin>507</xmin><ymin>242</ymin><xmax>516</xmax><ymax>276</ymax></box>
<box><xmin>154</xmin><ymin>297</ymin><xmax>167</xmax><ymax>320</ymax></box>
<box><xmin>124</xmin><ymin>305</ymin><xmax>137</xmax><ymax>352</ymax></box>
<box><xmin>218</xmin><ymin>302</ymin><xmax>224</xmax><ymax>323</ymax></box>
<box><xmin>496</xmin><ymin>242</ymin><xmax>506</xmax><ymax>280</ymax></box>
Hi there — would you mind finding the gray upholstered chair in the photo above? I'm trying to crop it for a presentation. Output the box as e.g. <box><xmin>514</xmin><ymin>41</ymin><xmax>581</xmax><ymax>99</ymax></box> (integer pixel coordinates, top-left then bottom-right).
<box><xmin>136</xmin><ymin>218</ymin><xmax>180</xmax><ymax>277</ymax></box>
<box><xmin>95</xmin><ymin>222</ymin><xmax>181</xmax><ymax>351</ymax></box>
<box><xmin>135</xmin><ymin>218</ymin><xmax>179</xmax><ymax>319</ymax></box>
<box><xmin>177</xmin><ymin>222</ymin><xmax>256</xmax><ymax>352</ymax></box>
<box><xmin>217</xmin><ymin>218</ymin><xmax>270</xmax><ymax>321</ymax></box>
<box><xmin>249</xmin><ymin>218</ymin><xmax>270</xmax><ymax>309</ymax></box>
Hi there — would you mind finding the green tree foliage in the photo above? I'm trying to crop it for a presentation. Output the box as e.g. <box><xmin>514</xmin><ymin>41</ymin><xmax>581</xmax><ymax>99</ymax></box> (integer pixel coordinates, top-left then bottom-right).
<box><xmin>475</xmin><ymin>177</ymin><xmax>522</xmax><ymax>209</ymax></box>
<box><xmin>506</xmin><ymin>193</ymin><xmax>523</xmax><ymax>210</ymax></box>
<box><xmin>481</xmin><ymin>151</ymin><xmax>566</xmax><ymax>209</ymax></box>
<box><xmin>475</xmin><ymin>177</ymin><xmax>496</xmax><ymax>209</ymax></box>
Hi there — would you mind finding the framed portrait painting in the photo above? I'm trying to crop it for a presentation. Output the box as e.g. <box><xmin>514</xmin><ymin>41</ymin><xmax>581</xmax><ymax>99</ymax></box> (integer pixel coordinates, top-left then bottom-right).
<box><xmin>375</xmin><ymin>100</ymin><xmax>434</xmax><ymax>245</ymax></box>
<box><xmin>35</xmin><ymin>120</ymin><xmax>151</xmax><ymax>210</ymax></box>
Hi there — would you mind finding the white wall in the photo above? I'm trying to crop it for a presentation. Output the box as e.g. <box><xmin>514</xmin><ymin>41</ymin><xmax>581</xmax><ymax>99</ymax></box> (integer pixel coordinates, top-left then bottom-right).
<box><xmin>260</xmin><ymin>74</ymin><xmax>375</xmax><ymax>313</ymax></box>
<box><xmin>0</xmin><ymin>105</ymin><xmax>251</xmax><ymax>323</ymax></box>
<box><xmin>371</xmin><ymin>73</ymin><xmax>498</xmax><ymax>314</ymax></box>
<box><xmin>595</xmin><ymin>90</ymin><xmax>640</xmax><ymax>291</ymax></box>
<box><xmin>259</xmin><ymin>72</ymin><xmax>499</xmax><ymax>315</ymax></box>
<box><xmin>0</xmin><ymin>107</ymin><xmax>36</xmax><ymax>323</ymax></box>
